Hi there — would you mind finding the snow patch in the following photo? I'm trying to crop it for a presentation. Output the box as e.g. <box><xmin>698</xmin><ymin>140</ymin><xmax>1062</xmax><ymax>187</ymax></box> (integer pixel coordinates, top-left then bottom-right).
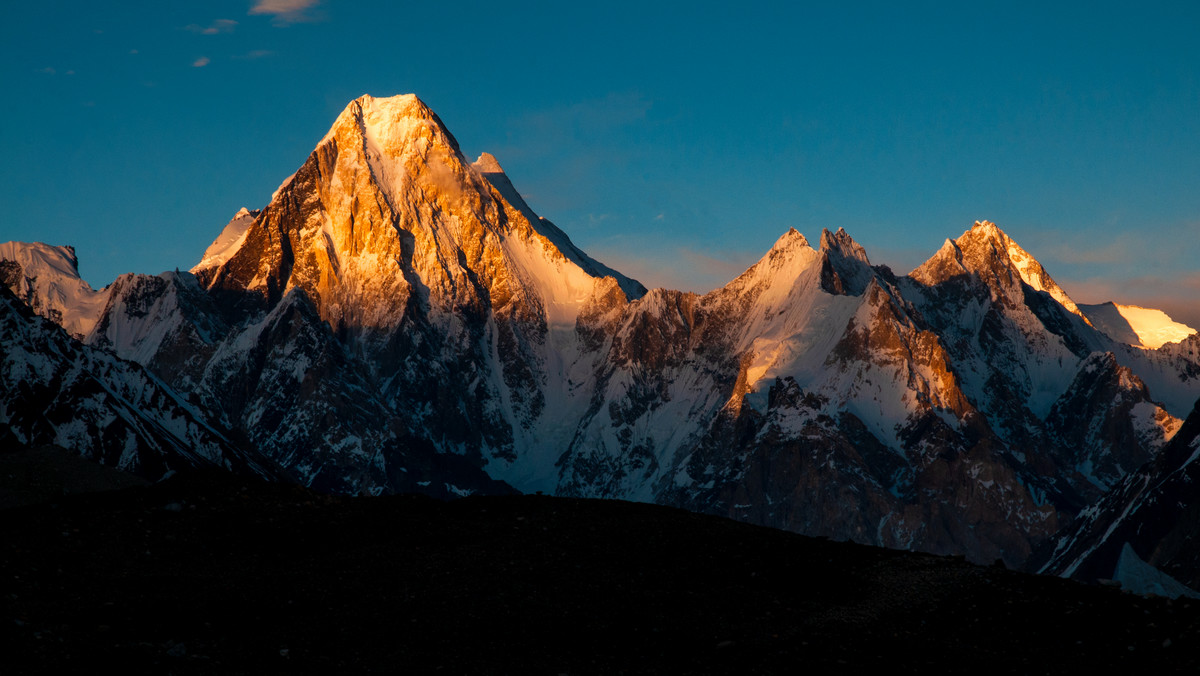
<box><xmin>1113</xmin><ymin>542</ymin><xmax>1200</xmax><ymax>599</ymax></box>
<box><xmin>194</xmin><ymin>208</ymin><xmax>258</xmax><ymax>272</ymax></box>
<box><xmin>1114</xmin><ymin>304</ymin><xmax>1196</xmax><ymax>350</ymax></box>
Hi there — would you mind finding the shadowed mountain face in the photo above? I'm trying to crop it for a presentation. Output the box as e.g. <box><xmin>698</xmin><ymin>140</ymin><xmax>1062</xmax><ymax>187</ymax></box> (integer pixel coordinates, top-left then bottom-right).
<box><xmin>3</xmin><ymin>94</ymin><xmax>1200</xmax><ymax>573</ymax></box>
<box><xmin>1039</xmin><ymin>396</ymin><xmax>1200</xmax><ymax>591</ymax></box>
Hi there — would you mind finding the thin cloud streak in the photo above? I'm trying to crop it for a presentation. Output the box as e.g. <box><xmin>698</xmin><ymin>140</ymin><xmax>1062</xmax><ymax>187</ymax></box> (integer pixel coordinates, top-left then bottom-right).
<box><xmin>249</xmin><ymin>0</ymin><xmax>322</xmax><ymax>24</ymax></box>
<box><xmin>185</xmin><ymin>19</ymin><xmax>237</xmax><ymax>35</ymax></box>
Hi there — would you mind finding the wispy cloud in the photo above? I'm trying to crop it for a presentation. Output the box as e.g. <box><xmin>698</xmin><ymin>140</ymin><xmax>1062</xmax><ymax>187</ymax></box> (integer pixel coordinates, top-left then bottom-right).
<box><xmin>185</xmin><ymin>19</ymin><xmax>238</xmax><ymax>35</ymax></box>
<box><xmin>249</xmin><ymin>0</ymin><xmax>322</xmax><ymax>24</ymax></box>
<box><xmin>192</xmin><ymin>56</ymin><xmax>211</xmax><ymax>68</ymax></box>
<box><xmin>33</xmin><ymin>66</ymin><xmax>75</xmax><ymax>77</ymax></box>
<box><xmin>234</xmin><ymin>49</ymin><xmax>275</xmax><ymax>60</ymax></box>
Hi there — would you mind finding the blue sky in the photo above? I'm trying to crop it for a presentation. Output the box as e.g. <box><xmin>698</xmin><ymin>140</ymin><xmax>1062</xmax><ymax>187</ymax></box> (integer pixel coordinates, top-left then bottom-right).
<box><xmin>3</xmin><ymin>1</ymin><xmax>1198</xmax><ymax>327</ymax></box>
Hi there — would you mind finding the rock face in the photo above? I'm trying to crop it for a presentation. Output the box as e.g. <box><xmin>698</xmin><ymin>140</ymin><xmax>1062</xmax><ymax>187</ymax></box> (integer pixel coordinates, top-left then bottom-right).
<box><xmin>1044</xmin><ymin>352</ymin><xmax>1181</xmax><ymax>494</ymax></box>
<box><xmin>4</xmin><ymin>94</ymin><xmax>1200</xmax><ymax>570</ymax></box>
<box><xmin>1038</xmin><ymin>395</ymin><xmax>1200</xmax><ymax>592</ymax></box>
<box><xmin>0</xmin><ymin>286</ymin><xmax>273</xmax><ymax>480</ymax></box>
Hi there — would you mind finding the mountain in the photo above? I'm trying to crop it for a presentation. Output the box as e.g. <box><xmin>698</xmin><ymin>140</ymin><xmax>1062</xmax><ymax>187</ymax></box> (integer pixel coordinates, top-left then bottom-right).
<box><xmin>4</xmin><ymin>94</ymin><xmax>1200</xmax><ymax>570</ymax></box>
<box><xmin>0</xmin><ymin>285</ymin><xmax>274</xmax><ymax>480</ymax></box>
<box><xmin>1080</xmin><ymin>301</ymin><xmax>1198</xmax><ymax>349</ymax></box>
<box><xmin>0</xmin><ymin>241</ymin><xmax>108</xmax><ymax>339</ymax></box>
<box><xmin>1037</xmin><ymin>395</ymin><xmax>1200</xmax><ymax>594</ymax></box>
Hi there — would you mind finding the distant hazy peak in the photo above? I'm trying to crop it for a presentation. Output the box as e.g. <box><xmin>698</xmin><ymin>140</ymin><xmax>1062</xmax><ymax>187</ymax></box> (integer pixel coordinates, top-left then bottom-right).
<box><xmin>193</xmin><ymin>208</ymin><xmax>259</xmax><ymax>273</ymax></box>
<box><xmin>1081</xmin><ymin>301</ymin><xmax>1198</xmax><ymax>349</ymax></box>
<box><xmin>0</xmin><ymin>241</ymin><xmax>108</xmax><ymax>338</ymax></box>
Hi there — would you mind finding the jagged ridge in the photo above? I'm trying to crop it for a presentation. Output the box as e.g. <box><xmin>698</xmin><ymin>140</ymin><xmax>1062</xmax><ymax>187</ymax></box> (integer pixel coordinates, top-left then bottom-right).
<box><xmin>4</xmin><ymin>96</ymin><xmax>1200</xmax><ymax>574</ymax></box>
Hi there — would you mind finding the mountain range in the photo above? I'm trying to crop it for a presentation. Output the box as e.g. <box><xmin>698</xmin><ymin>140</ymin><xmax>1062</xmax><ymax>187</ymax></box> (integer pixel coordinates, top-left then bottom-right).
<box><xmin>3</xmin><ymin>94</ymin><xmax>1199</xmax><ymax>589</ymax></box>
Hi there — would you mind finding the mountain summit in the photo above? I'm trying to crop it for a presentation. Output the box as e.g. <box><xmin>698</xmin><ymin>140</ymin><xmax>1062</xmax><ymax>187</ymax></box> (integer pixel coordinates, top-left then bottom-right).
<box><xmin>194</xmin><ymin>94</ymin><xmax>642</xmax><ymax>335</ymax></box>
<box><xmin>4</xmin><ymin>95</ymin><xmax>1200</xmax><ymax>577</ymax></box>
<box><xmin>912</xmin><ymin>220</ymin><xmax>1085</xmax><ymax>319</ymax></box>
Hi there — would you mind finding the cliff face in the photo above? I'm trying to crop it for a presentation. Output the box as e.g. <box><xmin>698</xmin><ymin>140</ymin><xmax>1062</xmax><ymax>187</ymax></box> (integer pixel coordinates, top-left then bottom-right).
<box><xmin>1039</xmin><ymin>395</ymin><xmax>1200</xmax><ymax>592</ymax></box>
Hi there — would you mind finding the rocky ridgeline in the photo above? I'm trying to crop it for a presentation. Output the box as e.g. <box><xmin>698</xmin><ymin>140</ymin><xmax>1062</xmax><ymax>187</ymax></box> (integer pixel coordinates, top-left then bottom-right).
<box><xmin>3</xmin><ymin>94</ymin><xmax>1200</xmax><ymax>584</ymax></box>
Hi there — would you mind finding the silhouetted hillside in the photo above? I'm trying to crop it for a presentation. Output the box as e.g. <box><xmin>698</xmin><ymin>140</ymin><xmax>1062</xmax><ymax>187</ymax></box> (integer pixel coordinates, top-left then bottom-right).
<box><xmin>3</xmin><ymin>469</ymin><xmax>1199</xmax><ymax>674</ymax></box>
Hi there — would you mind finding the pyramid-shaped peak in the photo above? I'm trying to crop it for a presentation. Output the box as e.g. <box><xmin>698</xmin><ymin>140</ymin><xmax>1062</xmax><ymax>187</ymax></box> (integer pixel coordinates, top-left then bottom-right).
<box><xmin>972</xmin><ymin>219</ymin><xmax>1002</xmax><ymax>235</ymax></box>
<box><xmin>910</xmin><ymin>220</ymin><xmax>1017</xmax><ymax>287</ymax></box>
<box><xmin>772</xmin><ymin>228</ymin><xmax>811</xmax><ymax>252</ymax></box>
<box><xmin>324</xmin><ymin>93</ymin><xmax>461</xmax><ymax>154</ymax></box>
<box><xmin>912</xmin><ymin>220</ymin><xmax>1090</xmax><ymax>322</ymax></box>
<box><xmin>473</xmin><ymin>152</ymin><xmax>505</xmax><ymax>175</ymax></box>
<box><xmin>819</xmin><ymin>227</ymin><xmax>870</xmax><ymax>264</ymax></box>
<box><xmin>717</xmin><ymin>228</ymin><xmax>818</xmax><ymax>298</ymax></box>
<box><xmin>353</xmin><ymin>93</ymin><xmax>436</xmax><ymax>122</ymax></box>
<box><xmin>957</xmin><ymin>220</ymin><xmax>1014</xmax><ymax>249</ymax></box>
<box><xmin>947</xmin><ymin>219</ymin><xmax>1018</xmax><ymax>255</ymax></box>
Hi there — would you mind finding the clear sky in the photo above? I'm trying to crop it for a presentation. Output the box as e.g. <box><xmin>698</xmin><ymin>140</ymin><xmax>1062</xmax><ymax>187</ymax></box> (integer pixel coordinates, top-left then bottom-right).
<box><xmin>3</xmin><ymin>1</ymin><xmax>1198</xmax><ymax>327</ymax></box>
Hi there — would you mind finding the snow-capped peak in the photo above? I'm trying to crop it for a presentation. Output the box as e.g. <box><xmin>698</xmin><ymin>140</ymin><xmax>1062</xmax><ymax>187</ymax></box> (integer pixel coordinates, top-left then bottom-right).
<box><xmin>0</xmin><ymin>241</ymin><xmax>109</xmax><ymax>338</ymax></box>
<box><xmin>720</xmin><ymin>228</ymin><xmax>818</xmax><ymax>300</ymax></box>
<box><xmin>978</xmin><ymin>221</ymin><xmax>1088</xmax><ymax>321</ymax></box>
<box><xmin>317</xmin><ymin>93</ymin><xmax>456</xmax><ymax>149</ymax></box>
<box><xmin>193</xmin><ymin>208</ymin><xmax>258</xmax><ymax>273</ymax></box>
<box><xmin>819</xmin><ymin>227</ymin><xmax>870</xmax><ymax>265</ymax></box>
<box><xmin>473</xmin><ymin>151</ymin><xmax>538</xmax><ymax>223</ymax></box>
<box><xmin>911</xmin><ymin>220</ymin><xmax>1088</xmax><ymax>321</ymax></box>
<box><xmin>1081</xmin><ymin>301</ymin><xmax>1198</xmax><ymax>349</ymax></box>
<box><xmin>333</xmin><ymin>93</ymin><xmax>460</xmax><ymax>155</ymax></box>
<box><xmin>473</xmin><ymin>151</ymin><xmax>505</xmax><ymax>175</ymax></box>
<box><xmin>195</xmin><ymin>93</ymin><xmax>646</xmax><ymax>334</ymax></box>
<box><xmin>771</xmin><ymin>227</ymin><xmax>811</xmax><ymax>253</ymax></box>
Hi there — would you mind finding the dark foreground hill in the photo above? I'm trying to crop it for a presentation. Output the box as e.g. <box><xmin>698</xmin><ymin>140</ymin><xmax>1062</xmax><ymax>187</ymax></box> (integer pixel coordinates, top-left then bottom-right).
<box><xmin>3</xmin><ymin>467</ymin><xmax>1199</xmax><ymax>674</ymax></box>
